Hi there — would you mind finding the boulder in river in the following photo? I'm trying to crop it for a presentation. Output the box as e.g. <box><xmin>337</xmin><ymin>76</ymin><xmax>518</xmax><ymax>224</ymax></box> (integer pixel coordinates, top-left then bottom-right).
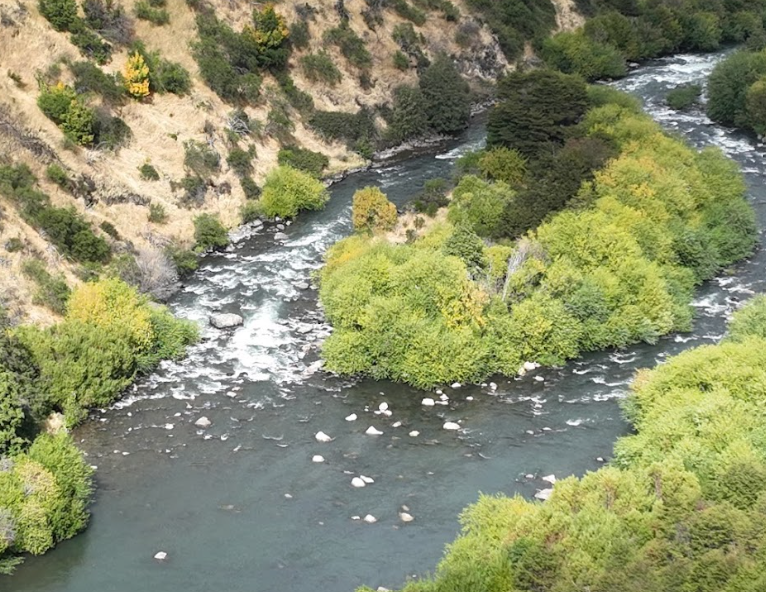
<box><xmin>154</xmin><ymin>551</ymin><xmax>168</xmax><ymax>561</ymax></box>
<box><xmin>535</xmin><ymin>488</ymin><xmax>553</xmax><ymax>501</ymax></box>
<box><xmin>443</xmin><ymin>421</ymin><xmax>461</xmax><ymax>431</ymax></box>
<box><xmin>195</xmin><ymin>416</ymin><xmax>212</xmax><ymax>428</ymax></box>
<box><xmin>351</xmin><ymin>477</ymin><xmax>366</xmax><ymax>488</ymax></box>
<box><xmin>345</xmin><ymin>413</ymin><xmax>358</xmax><ymax>422</ymax></box>
<box><xmin>274</xmin><ymin>232</ymin><xmax>288</xmax><ymax>241</ymax></box>
<box><xmin>421</xmin><ymin>398</ymin><xmax>435</xmax><ymax>407</ymax></box>
<box><xmin>312</xmin><ymin>455</ymin><xmax>325</xmax><ymax>463</ymax></box>
<box><xmin>399</xmin><ymin>512</ymin><xmax>414</xmax><ymax>523</ymax></box>
<box><xmin>210</xmin><ymin>313</ymin><xmax>243</xmax><ymax>329</ymax></box>
<box><xmin>365</xmin><ymin>426</ymin><xmax>384</xmax><ymax>436</ymax></box>
<box><xmin>363</xmin><ymin>514</ymin><xmax>377</xmax><ymax>524</ymax></box>
<box><xmin>315</xmin><ymin>431</ymin><xmax>333</xmax><ymax>443</ymax></box>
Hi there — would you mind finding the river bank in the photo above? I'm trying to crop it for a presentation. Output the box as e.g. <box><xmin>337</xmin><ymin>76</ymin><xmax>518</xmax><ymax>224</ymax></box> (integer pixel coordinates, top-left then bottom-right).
<box><xmin>8</xmin><ymin>51</ymin><xmax>766</xmax><ymax>592</ymax></box>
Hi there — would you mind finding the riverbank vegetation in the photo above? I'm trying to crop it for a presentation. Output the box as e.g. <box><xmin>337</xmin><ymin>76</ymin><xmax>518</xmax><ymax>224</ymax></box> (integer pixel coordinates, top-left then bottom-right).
<box><xmin>360</xmin><ymin>295</ymin><xmax>766</xmax><ymax>592</ymax></box>
<box><xmin>0</xmin><ymin>278</ymin><xmax>197</xmax><ymax>571</ymax></box>
<box><xmin>319</xmin><ymin>74</ymin><xmax>756</xmax><ymax>388</ymax></box>
<box><xmin>707</xmin><ymin>47</ymin><xmax>766</xmax><ymax>135</ymax></box>
<box><xmin>541</xmin><ymin>0</ymin><xmax>766</xmax><ymax>80</ymax></box>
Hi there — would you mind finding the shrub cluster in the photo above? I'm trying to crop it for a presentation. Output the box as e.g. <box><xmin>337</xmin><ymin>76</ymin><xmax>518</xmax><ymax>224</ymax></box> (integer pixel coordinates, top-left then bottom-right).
<box><xmin>299</xmin><ymin>51</ymin><xmax>342</xmax><ymax>86</ymax></box>
<box><xmin>192</xmin><ymin>5</ymin><xmax>289</xmax><ymax>104</ymax></box>
<box><xmin>135</xmin><ymin>0</ymin><xmax>169</xmax><ymax>26</ymax></box>
<box><xmin>352</xmin><ymin>186</ymin><xmax>398</xmax><ymax>233</ymax></box>
<box><xmin>0</xmin><ymin>164</ymin><xmax>111</xmax><ymax>264</ymax></box>
<box><xmin>324</xmin><ymin>24</ymin><xmax>372</xmax><ymax>71</ymax></box>
<box><xmin>366</xmin><ymin>296</ymin><xmax>766</xmax><ymax>592</ymax></box>
<box><xmin>707</xmin><ymin>49</ymin><xmax>766</xmax><ymax>136</ymax></box>
<box><xmin>319</xmin><ymin>89</ymin><xmax>756</xmax><ymax>388</ymax></box>
<box><xmin>258</xmin><ymin>165</ymin><xmax>329</xmax><ymax>218</ymax></box>
<box><xmin>193</xmin><ymin>213</ymin><xmax>228</xmax><ymax>251</ymax></box>
<box><xmin>21</xmin><ymin>260</ymin><xmax>71</xmax><ymax>315</ymax></box>
<box><xmin>277</xmin><ymin>147</ymin><xmax>329</xmax><ymax>178</ymax></box>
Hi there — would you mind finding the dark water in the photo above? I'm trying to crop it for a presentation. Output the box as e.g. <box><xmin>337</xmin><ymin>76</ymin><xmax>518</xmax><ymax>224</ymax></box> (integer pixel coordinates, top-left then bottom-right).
<box><xmin>9</xmin><ymin>51</ymin><xmax>766</xmax><ymax>592</ymax></box>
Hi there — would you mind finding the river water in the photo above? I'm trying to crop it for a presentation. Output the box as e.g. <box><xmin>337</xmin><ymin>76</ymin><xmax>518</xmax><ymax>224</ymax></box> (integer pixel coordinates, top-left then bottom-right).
<box><xmin>9</xmin><ymin>51</ymin><xmax>766</xmax><ymax>592</ymax></box>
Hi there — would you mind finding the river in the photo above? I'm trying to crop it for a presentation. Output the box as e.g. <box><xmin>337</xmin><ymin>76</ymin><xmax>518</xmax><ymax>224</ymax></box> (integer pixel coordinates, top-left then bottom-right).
<box><xmin>9</xmin><ymin>50</ymin><xmax>766</xmax><ymax>592</ymax></box>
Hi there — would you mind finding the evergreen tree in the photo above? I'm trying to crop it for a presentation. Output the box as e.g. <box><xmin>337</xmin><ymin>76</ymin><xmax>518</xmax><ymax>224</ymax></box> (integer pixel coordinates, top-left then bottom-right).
<box><xmin>418</xmin><ymin>54</ymin><xmax>471</xmax><ymax>134</ymax></box>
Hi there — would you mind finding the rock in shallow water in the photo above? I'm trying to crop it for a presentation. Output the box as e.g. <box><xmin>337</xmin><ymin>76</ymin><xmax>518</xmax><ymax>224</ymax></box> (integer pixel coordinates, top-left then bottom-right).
<box><xmin>209</xmin><ymin>313</ymin><xmax>244</xmax><ymax>329</ymax></box>
<box><xmin>443</xmin><ymin>421</ymin><xmax>461</xmax><ymax>431</ymax></box>
<box><xmin>312</xmin><ymin>455</ymin><xmax>325</xmax><ymax>463</ymax></box>
<box><xmin>194</xmin><ymin>416</ymin><xmax>212</xmax><ymax>428</ymax></box>
<box><xmin>535</xmin><ymin>488</ymin><xmax>553</xmax><ymax>501</ymax></box>
<box><xmin>315</xmin><ymin>431</ymin><xmax>333</xmax><ymax>443</ymax></box>
<box><xmin>363</xmin><ymin>514</ymin><xmax>377</xmax><ymax>524</ymax></box>
<box><xmin>365</xmin><ymin>426</ymin><xmax>384</xmax><ymax>436</ymax></box>
<box><xmin>154</xmin><ymin>551</ymin><xmax>168</xmax><ymax>561</ymax></box>
<box><xmin>351</xmin><ymin>477</ymin><xmax>366</xmax><ymax>488</ymax></box>
<box><xmin>399</xmin><ymin>512</ymin><xmax>414</xmax><ymax>523</ymax></box>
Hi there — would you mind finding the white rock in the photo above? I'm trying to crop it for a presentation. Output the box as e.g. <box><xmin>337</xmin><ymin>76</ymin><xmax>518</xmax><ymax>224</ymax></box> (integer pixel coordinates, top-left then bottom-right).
<box><xmin>443</xmin><ymin>421</ymin><xmax>461</xmax><ymax>431</ymax></box>
<box><xmin>365</xmin><ymin>426</ymin><xmax>384</xmax><ymax>436</ymax></box>
<box><xmin>435</xmin><ymin>390</ymin><xmax>443</xmax><ymax>395</ymax></box>
<box><xmin>439</xmin><ymin>394</ymin><xmax>449</xmax><ymax>401</ymax></box>
<box><xmin>363</xmin><ymin>514</ymin><xmax>377</xmax><ymax>524</ymax></box>
<box><xmin>451</xmin><ymin>382</ymin><xmax>462</xmax><ymax>389</ymax></box>
<box><xmin>542</xmin><ymin>474</ymin><xmax>556</xmax><ymax>484</ymax></box>
<box><xmin>534</xmin><ymin>376</ymin><xmax>544</xmax><ymax>382</ymax></box>
<box><xmin>401</xmin><ymin>505</ymin><xmax>410</xmax><ymax>512</ymax></box>
<box><xmin>377</xmin><ymin>587</ymin><xmax>391</xmax><ymax>592</ymax></box>
<box><xmin>164</xmin><ymin>423</ymin><xmax>174</xmax><ymax>430</ymax></box>
<box><xmin>409</xmin><ymin>430</ymin><xmax>420</xmax><ymax>437</ymax></box>
<box><xmin>315</xmin><ymin>431</ymin><xmax>333</xmax><ymax>443</ymax></box>
<box><xmin>421</xmin><ymin>398</ymin><xmax>435</xmax><ymax>406</ymax></box>
<box><xmin>381</xmin><ymin>410</ymin><xmax>392</xmax><ymax>417</ymax></box>
<box><xmin>489</xmin><ymin>382</ymin><xmax>498</xmax><ymax>390</ymax></box>
<box><xmin>154</xmin><ymin>551</ymin><xmax>168</xmax><ymax>561</ymax></box>
<box><xmin>284</xmin><ymin>493</ymin><xmax>293</xmax><ymax>499</ymax></box>
<box><xmin>525</xmin><ymin>473</ymin><xmax>535</xmax><ymax>479</ymax></box>
<box><xmin>596</xmin><ymin>457</ymin><xmax>605</xmax><ymax>463</ymax></box>
<box><xmin>195</xmin><ymin>416</ymin><xmax>212</xmax><ymax>428</ymax></box>
<box><xmin>518</xmin><ymin>367</ymin><xmax>527</xmax><ymax>377</ymax></box>
<box><xmin>345</xmin><ymin>413</ymin><xmax>358</xmax><ymax>422</ymax></box>
<box><xmin>535</xmin><ymin>488</ymin><xmax>553</xmax><ymax>501</ymax></box>
<box><xmin>351</xmin><ymin>515</ymin><xmax>360</xmax><ymax>520</ymax></box>
<box><xmin>312</xmin><ymin>455</ymin><xmax>325</xmax><ymax>463</ymax></box>
<box><xmin>360</xmin><ymin>475</ymin><xmax>374</xmax><ymax>484</ymax></box>
<box><xmin>351</xmin><ymin>477</ymin><xmax>366</xmax><ymax>488</ymax></box>
<box><xmin>378</xmin><ymin>402</ymin><xmax>389</xmax><ymax>412</ymax></box>
<box><xmin>524</xmin><ymin>361</ymin><xmax>538</xmax><ymax>371</ymax></box>
<box><xmin>209</xmin><ymin>313</ymin><xmax>244</xmax><ymax>329</ymax></box>
<box><xmin>392</xmin><ymin>421</ymin><xmax>402</xmax><ymax>428</ymax></box>
<box><xmin>399</xmin><ymin>512</ymin><xmax>414</xmax><ymax>523</ymax></box>
<box><xmin>274</xmin><ymin>232</ymin><xmax>288</xmax><ymax>241</ymax></box>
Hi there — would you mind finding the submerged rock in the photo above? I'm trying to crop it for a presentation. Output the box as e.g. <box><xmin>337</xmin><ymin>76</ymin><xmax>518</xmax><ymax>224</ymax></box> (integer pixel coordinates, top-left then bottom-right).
<box><xmin>209</xmin><ymin>313</ymin><xmax>243</xmax><ymax>329</ymax></box>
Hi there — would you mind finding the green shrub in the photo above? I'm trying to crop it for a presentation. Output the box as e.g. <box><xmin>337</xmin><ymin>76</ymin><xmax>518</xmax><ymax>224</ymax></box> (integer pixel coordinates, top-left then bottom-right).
<box><xmin>274</xmin><ymin>71</ymin><xmax>314</xmax><ymax>115</ymax></box>
<box><xmin>167</xmin><ymin>245</ymin><xmax>198</xmax><ymax>276</ymax></box>
<box><xmin>147</xmin><ymin>202</ymin><xmax>167</xmax><ymax>223</ymax></box>
<box><xmin>259</xmin><ymin>165</ymin><xmax>329</xmax><ymax>218</ymax></box>
<box><xmin>728</xmin><ymin>295</ymin><xmax>766</xmax><ymax>342</ymax></box>
<box><xmin>542</xmin><ymin>30</ymin><xmax>627</xmax><ymax>81</ymax></box>
<box><xmin>193</xmin><ymin>213</ymin><xmax>228</xmax><ymax>251</ymax></box>
<box><xmin>290</xmin><ymin>20</ymin><xmax>310</xmax><ymax>49</ymax></box>
<box><xmin>324</xmin><ymin>24</ymin><xmax>372</xmax><ymax>70</ymax></box>
<box><xmin>21</xmin><ymin>260</ymin><xmax>71</xmax><ymax>315</ymax></box>
<box><xmin>69</xmin><ymin>25</ymin><xmax>113</xmax><ymax>65</ymax></box>
<box><xmin>99</xmin><ymin>221</ymin><xmax>119</xmax><ymax>239</ymax></box>
<box><xmin>184</xmin><ymin>140</ymin><xmax>220</xmax><ymax>177</ymax></box>
<box><xmin>226</xmin><ymin>146</ymin><xmax>255</xmax><ymax>177</ymax></box>
<box><xmin>393</xmin><ymin>50</ymin><xmax>410</xmax><ymax>71</ymax></box>
<box><xmin>240</xmin><ymin>176</ymin><xmax>261</xmax><ymax>200</ymax></box>
<box><xmin>61</xmin><ymin>100</ymin><xmax>97</xmax><ymax>146</ymax></box>
<box><xmin>387</xmin><ymin>85</ymin><xmax>428</xmax><ymax>143</ymax></box>
<box><xmin>412</xmin><ymin>178</ymin><xmax>449</xmax><ymax>214</ymax></box>
<box><xmin>38</xmin><ymin>0</ymin><xmax>78</xmax><ymax>31</ymax></box>
<box><xmin>94</xmin><ymin>111</ymin><xmax>131</xmax><ymax>150</ymax></box>
<box><xmin>666</xmin><ymin>83</ymin><xmax>702</xmax><ymax>110</ymax></box>
<box><xmin>37</xmin><ymin>84</ymin><xmax>78</xmax><ymax>125</ymax></box>
<box><xmin>69</xmin><ymin>61</ymin><xmax>125</xmax><ymax>104</ymax></box>
<box><xmin>139</xmin><ymin>162</ymin><xmax>160</xmax><ymax>181</ymax></box>
<box><xmin>178</xmin><ymin>175</ymin><xmax>207</xmax><ymax>207</ymax></box>
<box><xmin>4</xmin><ymin>237</ymin><xmax>24</xmax><ymax>252</ymax></box>
<box><xmin>240</xmin><ymin>200</ymin><xmax>261</xmax><ymax>223</ymax></box>
<box><xmin>419</xmin><ymin>55</ymin><xmax>471</xmax><ymax>134</ymax></box>
<box><xmin>82</xmin><ymin>0</ymin><xmax>133</xmax><ymax>45</ymax></box>
<box><xmin>45</xmin><ymin>164</ymin><xmax>71</xmax><ymax>191</ymax></box>
<box><xmin>309</xmin><ymin>108</ymin><xmax>377</xmax><ymax>154</ymax></box>
<box><xmin>135</xmin><ymin>0</ymin><xmax>170</xmax><ymax>25</ymax></box>
<box><xmin>351</xmin><ymin>186</ymin><xmax>398</xmax><ymax>233</ymax></box>
<box><xmin>277</xmin><ymin>147</ymin><xmax>329</xmax><ymax>177</ymax></box>
<box><xmin>129</xmin><ymin>41</ymin><xmax>191</xmax><ymax>95</ymax></box>
<box><xmin>478</xmin><ymin>147</ymin><xmax>527</xmax><ymax>185</ymax></box>
<box><xmin>391</xmin><ymin>0</ymin><xmax>426</xmax><ymax>26</ymax></box>
<box><xmin>299</xmin><ymin>51</ymin><xmax>342</xmax><ymax>86</ymax></box>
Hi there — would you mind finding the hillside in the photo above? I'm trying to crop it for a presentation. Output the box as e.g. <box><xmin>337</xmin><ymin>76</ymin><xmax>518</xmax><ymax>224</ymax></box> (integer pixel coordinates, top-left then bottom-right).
<box><xmin>0</xmin><ymin>0</ymin><xmax>552</xmax><ymax>324</ymax></box>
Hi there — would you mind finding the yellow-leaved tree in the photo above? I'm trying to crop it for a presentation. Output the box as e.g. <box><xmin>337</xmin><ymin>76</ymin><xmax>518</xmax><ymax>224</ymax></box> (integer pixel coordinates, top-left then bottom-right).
<box><xmin>124</xmin><ymin>51</ymin><xmax>150</xmax><ymax>98</ymax></box>
<box><xmin>351</xmin><ymin>187</ymin><xmax>398</xmax><ymax>233</ymax></box>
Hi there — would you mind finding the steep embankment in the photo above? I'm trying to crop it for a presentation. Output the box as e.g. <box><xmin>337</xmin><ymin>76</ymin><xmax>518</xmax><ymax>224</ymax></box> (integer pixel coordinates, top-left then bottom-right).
<box><xmin>0</xmin><ymin>0</ymin><xmax>513</xmax><ymax>323</ymax></box>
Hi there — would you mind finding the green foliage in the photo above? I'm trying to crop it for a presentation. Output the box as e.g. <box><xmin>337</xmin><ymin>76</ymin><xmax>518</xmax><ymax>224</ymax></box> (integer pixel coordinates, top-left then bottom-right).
<box><xmin>299</xmin><ymin>51</ymin><xmax>342</xmax><ymax>86</ymax></box>
<box><xmin>135</xmin><ymin>0</ymin><xmax>169</xmax><ymax>25</ymax></box>
<box><xmin>666</xmin><ymin>83</ymin><xmax>702</xmax><ymax>110</ymax></box>
<box><xmin>240</xmin><ymin>200</ymin><xmax>261</xmax><ymax>223</ymax></box>
<box><xmin>309</xmin><ymin>108</ymin><xmax>377</xmax><ymax>156</ymax></box>
<box><xmin>167</xmin><ymin>245</ymin><xmax>198</xmax><ymax>276</ymax></box>
<box><xmin>728</xmin><ymin>295</ymin><xmax>766</xmax><ymax>343</ymax></box>
<box><xmin>320</xmin><ymin>100</ymin><xmax>755</xmax><ymax>388</ymax></box>
<box><xmin>289</xmin><ymin>20</ymin><xmax>310</xmax><ymax>50</ymax></box>
<box><xmin>37</xmin><ymin>83</ymin><xmax>78</xmax><ymax>126</ymax></box>
<box><xmin>412</xmin><ymin>178</ymin><xmax>449</xmax><ymax>215</ymax></box>
<box><xmin>259</xmin><ymin>165</ymin><xmax>329</xmax><ymax>218</ymax></box>
<box><xmin>45</xmin><ymin>164</ymin><xmax>71</xmax><ymax>191</ymax></box>
<box><xmin>708</xmin><ymin>49</ymin><xmax>766</xmax><ymax>133</ymax></box>
<box><xmin>387</xmin><ymin>85</ymin><xmax>429</xmax><ymax>143</ymax></box>
<box><xmin>391</xmin><ymin>0</ymin><xmax>426</xmax><ymax>25</ymax></box>
<box><xmin>542</xmin><ymin>30</ymin><xmax>627</xmax><ymax>81</ymax></box>
<box><xmin>324</xmin><ymin>24</ymin><xmax>372</xmax><ymax>71</ymax></box>
<box><xmin>418</xmin><ymin>55</ymin><xmax>471</xmax><ymax>134</ymax></box>
<box><xmin>192</xmin><ymin>213</ymin><xmax>228</xmax><ymax>252</ymax></box>
<box><xmin>478</xmin><ymin>147</ymin><xmax>527</xmax><ymax>185</ymax></box>
<box><xmin>393</xmin><ymin>50</ymin><xmax>410</xmax><ymax>71</ymax></box>
<box><xmin>38</xmin><ymin>0</ymin><xmax>78</xmax><ymax>31</ymax></box>
<box><xmin>487</xmin><ymin>69</ymin><xmax>589</xmax><ymax>157</ymax></box>
<box><xmin>129</xmin><ymin>41</ymin><xmax>191</xmax><ymax>95</ymax></box>
<box><xmin>69</xmin><ymin>61</ymin><xmax>125</xmax><ymax>104</ymax></box>
<box><xmin>147</xmin><ymin>202</ymin><xmax>167</xmax><ymax>223</ymax></box>
<box><xmin>351</xmin><ymin>187</ymin><xmax>398</xmax><ymax>233</ymax></box>
<box><xmin>183</xmin><ymin>140</ymin><xmax>220</xmax><ymax>177</ymax></box>
<box><xmin>69</xmin><ymin>24</ymin><xmax>113</xmax><ymax>65</ymax></box>
<box><xmin>21</xmin><ymin>260</ymin><xmax>71</xmax><ymax>315</ymax></box>
<box><xmin>0</xmin><ymin>164</ymin><xmax>111</xmax><ymax>264</ymax></box>
<box><xmin>139</xmin><ymin>162</ymin><xmax>160</xmax><ymax>181</ymax></box>
<box><xmin>226</xmin><ymin>146</ymin><xmax>255</xmax><ymax>177</ymax></box>
<box><xmin>240</xmin><ymin>176</ymin><xmax>261</xmax><ymax>200</ymax></box>
<box><xmin>38</xmin><ymin>83</ymin><xmax>103</xmax><ymax>148</ymax></box>
<box><xmin>277</xmin><ymin>147</ymin><xmax>329</xmax><ymax>178</ymax></box>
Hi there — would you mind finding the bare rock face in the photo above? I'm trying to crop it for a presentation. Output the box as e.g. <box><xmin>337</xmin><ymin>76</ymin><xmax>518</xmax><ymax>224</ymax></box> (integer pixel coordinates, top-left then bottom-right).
<box><xmin>209</xmin><ymin>313</ymin><xmax>244</xmax><ymax>329</ymax></box>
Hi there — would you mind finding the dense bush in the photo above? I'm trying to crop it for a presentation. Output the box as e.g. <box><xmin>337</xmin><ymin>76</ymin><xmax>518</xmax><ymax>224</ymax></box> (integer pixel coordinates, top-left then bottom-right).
<box><xmin>324</xmin><ymin>24</ymin><xmax>372</xmax><ymax>71</ymax></box>
<box><xmin>193</xmin><ymin>213</ymin><xmax>228</xmax><ymax>251</ymax></box>
<box><xmin>38</xmin><ymin>0</ymin><xmax>78</xmax><ymax>31</ymax></box>
<box><xmin>418</xmin><ymin>55</ymin><xmax>471</xmax><ymax>134</ymax></box>
<box><xmin>83</xmin><ymin>0</ymin><xmax>133</xmax><ymax>45</ymax></box>
<box><xmin>45</xmin><ymin>164</ymin><xmax>72</xmax><ymax>191</ymax></box>
<box><xmin>226</xmin><ymin>146</ymin><xmax>255</xmax><ymax>177</ymax></box>
<box><xmin>192</xmin><ymin>5</ymin><xmax>289</xmax><ymax>104</ymax></box>
<box><xmin>0</xmin><ymin>164</ymin><xmax>111</xmax><ymax>264</ymax></box>
<box><xmin>667</xmin><ymin>83</ymin><xmax>702</xmax><ymax>110</ymax></box>
<box><xmin>70</xmin><ymin>61</ymin><xmax>125</xmax><ymax>104</ymax></box>
<box><xmin>277</xmin><ymin>147</ymin><xmax>329</xmax><ymax>177</ymax></box>
<box><xmin>129</xmin><ymin>41</ymin><xmax>191</xmax><ymax>95</ymax></box>
<box><xmin>240</xmin><ymin>176</ymin><xmax>261</xmax><ymax>200</ymax></box>
<box><xmin>139</xmin><ymin>162</ymin><xmax>160</xmax><ymax>181</ymax></box>
<box><xmin>707</xmin><ymin>49</ymin><xmax>766</xmax><ymax>135</ymax></box>
<box><xmin>319</xmin><ymin>91</ymin><xmax>756</xmax><ymax>388</ymax></box>
<box><xmin>259</xmin><ymin>165</ymin><xmax>329</xmax><ymax>218</ymax></box>
<box><xmin>69</xmin><ymin>24</ymin><xmax>113</xmax><ymax>65</ymax></box>
<box><xmin>541</xmin><ymin>30</ymin><xmax>626</xmax><ymax>81</ymax></box>
<box><xmin>352</xmin><ymin>187</ymin><xmax>398</xmax><ymax>233</ymax></box>
<box><xmin>310</xmin><ymin>108</ymin><xmax>377</xmax><ymax>156</ymax></box>
<box><xmin>135</xmin><ymin>0</ymin><xmax>169</xmax><ymax>26</ymax></box>
<box><xmin>387</xmin><ymin>85</ymin><xmax>428</xmax><ymax>143</ymax></box>
<box><xmin>183</xmin><ymin>139</ymin><xmax>220</xmax><ymax>177</ymax></box>
<box><xmin>147</xmin><ymin>202</ymin><xmax>167</xmax><ymax>223</ymax></box>
<box><xmin>299</xmin><ymin>51</ymin><xmax>342</xmax><ymax>86</ymax></box>
<box><xmin>21</xmin><ymin>260</ymin><xmax>71</xmax><ymax>315</ymax></box>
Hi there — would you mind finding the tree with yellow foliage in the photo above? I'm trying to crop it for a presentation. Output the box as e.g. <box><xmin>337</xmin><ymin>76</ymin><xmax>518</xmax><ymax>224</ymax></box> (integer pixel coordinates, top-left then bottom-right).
<box><xmin>351</xmin><ymin>187</ymin><xmax>398</xmax><ymax>233</ymax></box>
<box><xmin>124</xmin><ymin>51</ymin><xmax>150</xmax><ymax>99</ymax></box>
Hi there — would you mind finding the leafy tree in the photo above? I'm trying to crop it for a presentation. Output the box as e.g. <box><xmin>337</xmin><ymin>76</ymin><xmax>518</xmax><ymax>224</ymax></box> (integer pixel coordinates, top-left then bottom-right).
<box><xmin>387</xmin><ymin>85</ymin><xmax>428</xmax><ymax>143</ymax></box>
<box><xmin>38</xmin><ymin>0</ymin><xmax>78</xmax><ymax>31</ymax></box>
<box><xmin>745</xmin><ymin>77</ymin><xmax>766</xmax><ymax>135</ymax></box>
<box><xmin>542</xmin><ymin>30</ymin><xmax>627</xmax><ymax>81</ymax></box>
<box><xmin>418</xmin><ymin>55</ymin><xmax>471</xmax><ymax>134</ymax></box>
<box><xmin>193</xmin><ymin>214</ymin><xmax>228</xmax><ymax>251</ymax></box>
<box><xmin>123</xmin><ymin>51</ymin><xmax>150</xmax><ymax>98</ymax></box>
<box><xmin>352</xmin><ymin>187</ymin><xmax>398</xmax><ymax>233</ymax></box>
<box><xmin>259</xmin><ymin>165</ymin><xmax>329</xmax><ymax>218</ymax></box>
<box><xmin>478</xmin><ymin>147</ymin><xmax>527</xmax><ymax>185</ymax></box>
<box><xmin>708</xmin><ymin>50</ymin><xmax>766</xmax><ymax>128</ymax></box>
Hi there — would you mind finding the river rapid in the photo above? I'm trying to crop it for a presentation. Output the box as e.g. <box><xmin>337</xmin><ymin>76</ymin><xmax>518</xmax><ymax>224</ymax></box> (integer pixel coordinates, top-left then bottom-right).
<box><xmin>9</xmin><ymin>50</ymin><xmax>766</xmax><ymax>592</ymax></box>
